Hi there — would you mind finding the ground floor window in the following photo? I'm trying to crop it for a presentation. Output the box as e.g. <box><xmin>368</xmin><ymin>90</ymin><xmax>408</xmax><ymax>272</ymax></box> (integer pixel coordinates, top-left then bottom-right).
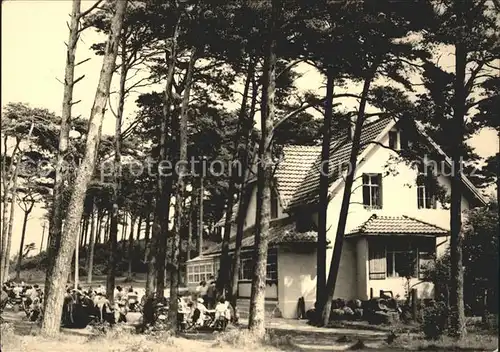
<box><xmin>239</xmin><ymin>248</ymin><xmax>278</xmax><ymax>281</ymax></box>
<box><xmin>187</xmin><ymin>262</ymin><xmax>219</xmax><ymax>284</ymax></box>
<box><xmin>369</xmin><ymin>237</ymin><xmax>435</xmax><ymax>280</ymax></box>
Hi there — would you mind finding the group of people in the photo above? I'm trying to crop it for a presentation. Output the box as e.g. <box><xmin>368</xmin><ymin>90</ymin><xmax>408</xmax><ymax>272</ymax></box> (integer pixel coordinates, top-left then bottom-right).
<box><xmin>1</xmin><ymin>281</ymin><xmax>43</xmax><ymax>321</ymax></box>
<box><xmin>62</xmin><ymin>284</ymin><xmax>141</xmax><ymax>325</ymax></box>
<box><xmin>2</xmin><ymin>278</ymin><xmax>236</xmax><ymax>330</ymax></box>
<box><xmin>174</xmin><ymin>276</ymin><xmax>236</xmax><ymax>330</ymax></box>
<box><xmin>177</xmin><ymin>294</ymin><xmax>233</xmax><ymax>330</ymax></box>
<box><xmin>195</xmin><ymin>276</ymin><xmax>217</xmax><ymax>309</ymax></box>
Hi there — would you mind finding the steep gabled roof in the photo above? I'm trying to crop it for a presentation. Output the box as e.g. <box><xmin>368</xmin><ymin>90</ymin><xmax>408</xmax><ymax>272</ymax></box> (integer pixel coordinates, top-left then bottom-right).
<box><xmin>347</xmin><ymin>214</ymin><xmax>449</xmax><ymax>236</ymax></box>
<box><xmin>275</xmin><ymin>145</ymin><xmax>322</xmax><ymax>208</ymax></box>
<box><xmin>214</xmin><ymin>144</ymin><xmax>321</xmax><ymax>227</ymax></box>
<box><xmin>288</xmin><ymin>117</ymin><xmax>393</xmax><ymax>208</ymax></box>
<box><xmin>214</xmin><ymin>116</ymin><xmax>486</xmax><ymax>228</ymax></box>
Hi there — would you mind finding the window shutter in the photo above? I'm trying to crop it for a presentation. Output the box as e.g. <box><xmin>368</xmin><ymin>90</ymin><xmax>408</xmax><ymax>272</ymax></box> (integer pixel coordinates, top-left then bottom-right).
<box><xmin>369</xmin><ymin>241</ymin><xmax>386</xmax><ymax>280</ymax></box>
<box><xmin>363</xmin><ymin>186</ymin><xmax>370</xmax><ymax>206</ymax></box>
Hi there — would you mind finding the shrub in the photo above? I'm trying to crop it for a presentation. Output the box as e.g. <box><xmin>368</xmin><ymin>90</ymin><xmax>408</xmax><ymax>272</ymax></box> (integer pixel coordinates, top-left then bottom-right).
<box><xmin>422</xmin><ymin>301</ymin><xmax>448</xmax><ymax>340</ymax></box>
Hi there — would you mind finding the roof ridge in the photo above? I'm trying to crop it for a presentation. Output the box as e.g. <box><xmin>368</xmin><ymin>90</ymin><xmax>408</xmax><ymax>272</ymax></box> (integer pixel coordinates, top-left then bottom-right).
<box><xmin>359</xmin><ymin>213</ymin><xmax>377</xmax><ymax>233</ymax></box>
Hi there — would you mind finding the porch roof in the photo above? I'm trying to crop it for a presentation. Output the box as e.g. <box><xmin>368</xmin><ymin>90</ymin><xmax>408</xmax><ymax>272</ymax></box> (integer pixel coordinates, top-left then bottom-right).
<box><xmin>346</xmin><ymin>214</ymin><xmax>449</xmax><ymax>237</ymax></box>
<box><xmin>204</xmin><ymin>217</ymin><xmax>318</xmax><ymax>255</ymax></box>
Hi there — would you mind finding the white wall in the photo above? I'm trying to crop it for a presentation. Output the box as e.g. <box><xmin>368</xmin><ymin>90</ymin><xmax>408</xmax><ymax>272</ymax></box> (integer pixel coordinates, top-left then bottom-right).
<box><xmin>368</xmin><ymin>277</ymin><xmax>435</xmax><ymax>300</ymax></box>
<box><xmin>278</xmin><ymin>245</ymin><xmax>317</xmax><ymax>318</ymax></box>
<box><xmin>325</xmin><ymin>132</ymin><xmax>473</xmax><ymax>255</ymax></box>
<box><xmin>356</xmin><ymin>238</ymin><xmax>369</xmax><ymax>300</ymax></box>
<box><xmin>318</xmin><ymin>131</ymin><xmax>476</xmax><ymax>300</ymax></box>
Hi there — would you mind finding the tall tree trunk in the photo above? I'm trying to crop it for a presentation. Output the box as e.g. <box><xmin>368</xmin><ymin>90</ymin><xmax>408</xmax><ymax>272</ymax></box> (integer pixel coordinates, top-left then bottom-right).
<box><xmin>40</xmin><ymin>222</ymin><xmax>46</xmax><ymax>254</ymax></box>
<box><xmin>15</xmin><ymin>204</ymin><xmax>34</xmax><ymax>280</ymax></box>
<box><xmin>136</xmin><ymin>215</ymin><xmax>142</xmax><ymax>242</ymax></box>
<box><xmin>230</xmin><ymin>64</ymin><xmax>258</xmax><ymax>308</ymax></box>
<box><xmin>321</xmin><ymin>74</ymin><xmax>373</xmax><ymax>326</ymax></box>
<box><xmin>145</xmin><ymin>211</ymin><xmax>156</xmax><ymax>298</ymax></box>
<box><xmin>169</xmin><ymin>46</ymin><xmax>198</xmax><ymax>332</ymax></box>
<box><xmin>187</xmin><ymin>190</ymin><xmax>195</xmax><ymax>261</ymax></box>
<box><xmin>107</xmin><ymin>29</ymin><xmax>128</xmax><ymax>303</ymax></box>
<box><xmin>82</xmin><ymin>216</ymin><xmax>89</xmax><ymax>248</ymax></box>
<box><xmin>218</xmin><ymin>56</ymin><xmax>256</xmax><ymax>295</ymax></box>
<box><xmin>44</xmin><ymin>0</ymin><xmax>81</xmax><ymax>304</ymax></box>
<box><xmin>127</xmin><ymin>217</ymin><xmax>136</xmax><ymax>281</ymax></box>
<box><xmin>79</xmin><ymin>219</ymin><xmax>84</xmax><ymax>248</ymax></box>
<box><xmin>248</xmin><ymin>0</ymin><xmax>279</xmax><ymax>337</ymax></box>
<box><xmin>103</xmin><ymin>214</ymin><xmax>110</xmax><ymax>243</ymax></box>
<box><xmin>316</xmin><ymin>70</ymin><xmax>334</xmax><ymax>317</ymax></box>
<box><xmin>449</xmin><ymin>7</ymin><xmax>467</xmax><ymax>338</ymax></box>
<box><xmin>121</xmin><ymin>212</ymin><xmax>128</xmax><ymax>247</ymax></box>
<box><xmin>40</xmin><ymin>0</ymin><xmax>127</xmax><ymax>335</ymax></box>
<box><xmin>86</xmin><ymin>201</ymin><xmax>96</xmax><ymax>283</ymax></box>
<box><xmin>2</xmin><ymin>161</ymin><xmax>20</xmax><ymax>281</ymax></box>
<box><xmin>85</xmin><ymin>214</ymin><xmax>91</xmax><ymax>246</ymax></box>
<box><xmin>95</xmin><ymin>211</ymin><xmax>103</xmax><ymax>244</ymax></box>
<box><xmin>143</xmin><ymin>211</ymin><xmax>152</xmax><ymax>263</ymax></box>
<box><xmin>230</xmin><ymin>174</ymin><xmax>253</xmax><ymax>309</ymax></box>
<box><xmin>1</xmin><ymin>139</ymin><xmax>20</xmax><ymax>265</ymax></box>
<box><xmin>154</xmin><ymin>16</ymin><xmax>181</xmax><ymax>302</ymax></box>
<box><xmin>198</xmin><ymin>172</ymin><xmax>204</xmax><ymax>255</ymax></box>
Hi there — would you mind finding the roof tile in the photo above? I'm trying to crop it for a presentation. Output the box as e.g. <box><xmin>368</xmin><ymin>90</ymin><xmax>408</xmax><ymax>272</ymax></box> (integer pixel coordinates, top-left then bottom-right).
<box><xmin>347</xmin><ymin>214</ymin><xmax>449</xmax><ymax>236</ymax></box>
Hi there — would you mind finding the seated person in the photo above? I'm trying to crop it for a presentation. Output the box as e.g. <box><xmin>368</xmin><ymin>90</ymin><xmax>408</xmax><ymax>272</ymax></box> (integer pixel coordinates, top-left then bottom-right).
<box><xmin>214</xmin><ymin>297</ymin><xmax>231</xmax><ymax>326</ymax></box>
<box><xmin>115</xmin><ymin>286</ymin><xmax>125</xmax><ymax>302</ymax></box>
<box><xmin>95</xmin><ymin>293</ymin><xmax>114</xmax><ymax>323</ymax></box>
<box><xmin>114</xmin><ymin>300</ymin><xmax>127</xmax><ymax>323</ymax></box>
<box><xmin>12</xmin><ymin>284</ymin><xmax>22</xmax><ymax>297</ymax></box>
<box><xmin>193</xmin><ymin>297</ymin><xmax>208</xmax><ymax>326</ymax></box>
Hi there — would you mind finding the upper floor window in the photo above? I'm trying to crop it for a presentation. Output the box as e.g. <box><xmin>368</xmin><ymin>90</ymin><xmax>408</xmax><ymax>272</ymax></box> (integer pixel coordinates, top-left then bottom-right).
<box><xmin>271</xmin><ymin>190</ymin><xmax>278</xmax><ymax>219</ymax></box>
<box><xmin>417</xmin><ymin>174</ymin><xmax>437</xmax><ymax>209</ymax></box>
<box><xmin>389</xmin><ymin>130</ymin><xmax>398</xmax><ymax>150</ymax></box>
<box><xmin>400</xmin><ymin>129</ymin><xmax>413</xmax><ymax>150</ymax></box>
<box><xmin>362</xmin><ymin>174</ymin><xmax>382</xmax><ymax>209</ymax></box>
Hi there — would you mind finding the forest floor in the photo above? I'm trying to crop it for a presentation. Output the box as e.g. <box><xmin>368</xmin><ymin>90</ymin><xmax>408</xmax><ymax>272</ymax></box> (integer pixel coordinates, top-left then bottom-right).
<box><xmin>1</xmin><ymin>309</ymin><xmax>498</xmax><ymax>352</ymax></box>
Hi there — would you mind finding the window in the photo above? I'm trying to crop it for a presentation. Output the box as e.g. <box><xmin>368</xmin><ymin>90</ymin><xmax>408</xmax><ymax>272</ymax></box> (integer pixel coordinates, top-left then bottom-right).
<box><xmin>271</xmin><ymin>190</ymin><xmax>278</xmax><ymax>219</ymax></box>
<box><xmin>387</xmin><ymin>245</ymin><xmax>417</xmax><ymax>278</ymax></box>
<box><xmin>400</xmin><ymin>129</ymin><xmax>412</xmax><ymax>149</ymax></box>
<box><xmin>187</xmin><ymin>262</ymin><xmax>217</xmax><ymax>284</ymax></box>
<box><xmin>417</xmin><ymin>239</ymin><xmax>435</xmax><ymax>279</ymax></box>
<box><xmin>368</xmin><ymin>238</ymin><xmax>436</xmax><ymax>280</ymax></box>
<box><xmin>239</xmin><ymin>252</ymin><xmax>254</xmax><ymax>280</ymax></box>
<box><xmin>369</xmin><ymin>241</ymin><xmax>386</xmax><ymax>280</ymax></box>
<box><xmin>389</xmin><ymin>130</ymin><xmax>398</xmax><ymax>150</ymax></box>
<box><xmin>417</xmin><ymin>174</ymin><xmax>437</xmax><ymax>209</ymax></box>
<box><xmin>362</xmin><ymin>174</ymin><xmax>382</xmax><ymax>209</ymax></box>
<box><xmin>239</xmin><ymin>248</ymin><xmax>278</xmax><ymax>281</ymax></box>
<box><xmin>266</xmin><ymin>249</ymin><xmax>278</xmax><ymax>281</ymax></box>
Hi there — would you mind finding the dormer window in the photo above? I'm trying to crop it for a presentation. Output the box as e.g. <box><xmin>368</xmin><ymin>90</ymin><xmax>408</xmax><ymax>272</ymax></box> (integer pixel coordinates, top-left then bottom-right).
<box><xmin>389</xmin><ymin>130</ymin><xmax>398</xmax><ymax>150</ymax></box>
<box><xmin>400</xmin><ymin>129</ymin><xmax>412</xmax><ymax>150</ymax></box>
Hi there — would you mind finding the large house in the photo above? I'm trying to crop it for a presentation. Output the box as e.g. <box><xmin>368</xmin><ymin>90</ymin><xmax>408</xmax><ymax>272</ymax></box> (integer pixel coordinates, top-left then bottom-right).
<box><xmin>186</xmin><ymin>117</ymin><xmax>486</xmax><ymax>319</ymax></box>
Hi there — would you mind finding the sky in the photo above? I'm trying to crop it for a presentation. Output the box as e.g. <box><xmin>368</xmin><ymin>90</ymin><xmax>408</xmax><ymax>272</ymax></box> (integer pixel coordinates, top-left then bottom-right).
<box><xmin>1</xmin><ymin>0</ymin><xmax>498</xmax><ymax>259</ymax></box>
